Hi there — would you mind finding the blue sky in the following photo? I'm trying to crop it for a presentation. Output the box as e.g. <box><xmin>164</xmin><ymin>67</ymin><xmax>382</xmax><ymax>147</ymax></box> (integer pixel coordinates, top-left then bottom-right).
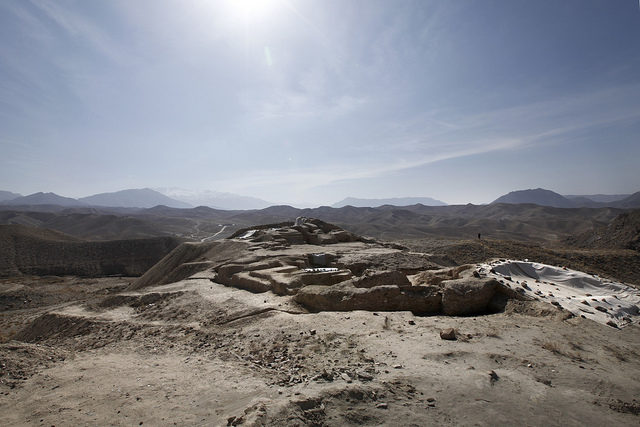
<box><xmin>1</xmin><ymin>0</ymin><xmax>639</xmax><ymax>206</ymax></box>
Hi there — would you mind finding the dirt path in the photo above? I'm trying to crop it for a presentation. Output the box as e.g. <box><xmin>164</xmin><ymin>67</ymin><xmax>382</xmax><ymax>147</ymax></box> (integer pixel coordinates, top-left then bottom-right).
<box><xmin>201</xmin><ymin>225</ymin><xmax>228</xmax><ymax>242</ymax></box>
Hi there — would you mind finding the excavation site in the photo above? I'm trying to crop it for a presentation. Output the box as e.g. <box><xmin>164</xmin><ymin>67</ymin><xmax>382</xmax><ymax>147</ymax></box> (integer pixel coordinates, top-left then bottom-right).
<box><xmin>2</xmin><ymin>217</ymin><xmax>639</xmax><ymax>426</ymax></box>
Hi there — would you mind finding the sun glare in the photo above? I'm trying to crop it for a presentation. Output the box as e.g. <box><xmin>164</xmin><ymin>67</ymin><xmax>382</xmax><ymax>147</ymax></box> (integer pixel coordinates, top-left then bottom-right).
<box><xmin>225</xmin><ymin>0</ymin><xmax>282</xmax><ymax>24</ymax></box>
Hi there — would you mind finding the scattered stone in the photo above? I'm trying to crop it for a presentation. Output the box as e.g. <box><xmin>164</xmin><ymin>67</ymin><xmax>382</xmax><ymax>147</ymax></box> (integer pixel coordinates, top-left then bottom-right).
<box><xmin>376</xmin><ymin>402</ymin><xmax>388</xmax><ymax>409</ymax></box>
<box><xmin>393</xmin><ymin>364</ymin><xmax>403</xmax><ymax>369</ymax></box>
<box><xmin>606</xmin><ymin>320</ymin><xmax>618</xmax><ymax>328</ymax></box>
<box><xmin>309</xmin><ymin>329</ymin><xmax>316</xmax><ymax>335</ymax></box>
<box><xmin>340</xmin><ymin>373</ymin><xmax>352</xmax><ymax>383</ymax></box>
<box><xmin>595</xmin><ymin>306</ymin><xmax>608</xmax><ymax>313</ymax></box>
<box><xmin>408</xmin><ymin>320</ymin><xmax>415</xmax><ymax>325</ymax></box>
<box><xmin>488</xmin><ymin>370</ymin><xmax>499</xmax><ymax>384</ymax></box>
<box><xmin>426</xmin><ymin>397</ymin><xmax>435</xmax><ymax>402</ymax></box>
<box><xmin>357</xmin><ymin>371</ymin><xmax>374</xmax><ymax>381</ymax></box>
<box><xmin>440</xmin><ymin>328</ymin><xmax>456</xmax><ymax>340</ymax></box>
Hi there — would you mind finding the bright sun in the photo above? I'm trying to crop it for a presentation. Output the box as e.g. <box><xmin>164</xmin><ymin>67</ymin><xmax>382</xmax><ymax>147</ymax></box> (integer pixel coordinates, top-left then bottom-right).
<box><xmin>225</xmin><ymin>0</ymin><xmax>282</xmax><ymax>24</ymax></box>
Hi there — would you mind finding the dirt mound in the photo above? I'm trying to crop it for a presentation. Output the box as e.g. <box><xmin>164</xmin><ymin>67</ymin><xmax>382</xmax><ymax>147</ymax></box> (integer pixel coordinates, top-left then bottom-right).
<box><xmin>13</xmin><ymin>313</ymin><xmax>96</xmax><ymax>343</ymax></box>
<box><xmin>566</xmin><ymin>210</ymin><xmax>640</xmax><ymax>251</ymax></box>
<box><xmin>0</xmin><ymin>224</ymin><xmax>181</xmax><ymax>277</ymax></box>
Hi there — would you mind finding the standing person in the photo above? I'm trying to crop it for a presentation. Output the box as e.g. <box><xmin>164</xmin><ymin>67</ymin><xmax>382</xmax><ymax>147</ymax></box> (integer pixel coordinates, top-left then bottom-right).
<box><xmin>478</xmin><ymin>232</ymin><xmax>481</xmax><ymax>240</ymax></box>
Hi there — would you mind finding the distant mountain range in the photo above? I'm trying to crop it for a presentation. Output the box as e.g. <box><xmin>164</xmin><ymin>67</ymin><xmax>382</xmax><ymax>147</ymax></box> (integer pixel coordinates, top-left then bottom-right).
<box><xmin>565</xmin><ymin>194</ymin><xmax>631</xmax><ymax>204</ymax></box>
<box><xmin>154</xmin><ymin>188</ymin><xmax>272</xmax><ymax>210</ymax></box>
<box><xmin>0</xmin><ymin>191</ymin><xmax>22</xmax><ymax>202</ymax></box>
<box><xmin>0</xmin><ymin>189</ymin><xmax>189</xmax><ymax>209</ymax></box>
<box><xmin>492</xmin><ymin>188</ymin><xmax>640</xmax><ymax>209</ymax></box>
<box><xmin>332</xmin><ymin>197</ymin><xmax>447</xmax><ymax>208</ymax></box>
<box><xmin>2</xmin><ymin>192</ymin><xmax>87</xmax><ymax>207</ymax></box>
<box><xmin>1</xmin><ymin>187</ymin><xmax>639</xmax><ymax>210</ymax></box>
<box><xmin>79</xmin><ymin>188</ymin><xmax>191</xmax><ymax>209</ymax></box>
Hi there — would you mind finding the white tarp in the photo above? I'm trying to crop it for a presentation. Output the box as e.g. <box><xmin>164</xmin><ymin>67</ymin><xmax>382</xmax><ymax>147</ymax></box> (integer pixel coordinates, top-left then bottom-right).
<box><xmin>478</xmin><ymin>260</ymin><xmax>640</xmax><ymax>328</ymax></box>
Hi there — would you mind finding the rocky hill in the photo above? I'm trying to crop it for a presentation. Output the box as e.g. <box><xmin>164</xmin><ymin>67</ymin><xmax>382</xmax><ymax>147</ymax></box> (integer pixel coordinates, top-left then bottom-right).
<box><xmin>566</xmin><ymin>210</ymin><xmax>640</xmax><ymax>251</ymax></box>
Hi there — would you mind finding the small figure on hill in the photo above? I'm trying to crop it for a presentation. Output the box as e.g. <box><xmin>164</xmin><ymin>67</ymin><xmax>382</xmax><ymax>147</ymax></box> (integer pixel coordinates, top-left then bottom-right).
<box><xmin>478</xmin><ymin>233</ymin><xmax>481</xmax><ymax>240</ymax></box>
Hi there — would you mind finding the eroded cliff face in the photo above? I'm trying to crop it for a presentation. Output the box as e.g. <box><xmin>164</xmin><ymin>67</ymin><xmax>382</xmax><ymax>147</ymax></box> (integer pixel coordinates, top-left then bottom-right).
<box><xmin>0</xmin><ymin>224</ymin><xmax>180</xmax><ymax>277</ymax></box>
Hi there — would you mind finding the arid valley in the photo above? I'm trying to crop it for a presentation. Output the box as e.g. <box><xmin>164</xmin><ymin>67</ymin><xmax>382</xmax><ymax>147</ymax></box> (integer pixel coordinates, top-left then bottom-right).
<box><xmin>1</xmin><ymin>196</ymin><xmax>640</xmax><ymax>426</ymax></box>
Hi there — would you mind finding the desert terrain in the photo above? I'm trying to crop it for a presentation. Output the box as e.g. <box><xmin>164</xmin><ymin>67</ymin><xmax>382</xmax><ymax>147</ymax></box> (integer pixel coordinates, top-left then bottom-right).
<box><xmin>1</xmin><ymin>213</ymin><xmax>640</xmax><ymax>426</ymax></box>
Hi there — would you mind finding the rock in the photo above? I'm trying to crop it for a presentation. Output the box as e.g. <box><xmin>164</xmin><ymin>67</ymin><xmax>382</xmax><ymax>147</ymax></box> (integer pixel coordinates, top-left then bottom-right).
<box><xmin>606</xmin><ymin>320</ymin><xmax>619</xmax><ymax>328</ymax></box>
<box><xmin>440</xmin><ymin>328</ymin><xmax>456</xmax><ymax>340</ymax></box>
<box><xmin>356</xmin><ymin>371</ymin><xmax>374</xmax><ymax>381</ymax></box>
<box><xmin>595</xmin><ymin>306</ymin><xmax>608</xmax><ymax>313</ymax></box>
<box><xmin>488</xmin><ymin>370</ymin><xmax>499</xmax><ymax>384</ymax></box>
<box><xmin>227</xmin><ymin>415</ymin><xmax>244</xmax><ymax>426</ymax></box>
<box><xmin>309</xmin><ymin>329</ymin><xmax>316</xmax><ymax>335</ymax></box>
<box><xmin>340</xmin><ymin>373</ymin><xmax>352</xmax><ymax>383</ymax></box>
<box><xmin>408</xmin><ymin>320</ymin><xmax>415</xmax><ymax>325</ymax></box>
<box><xmin>376</xmin><ymin>402</ymin><xmax>388</xmax><ymax>409</ymax></box>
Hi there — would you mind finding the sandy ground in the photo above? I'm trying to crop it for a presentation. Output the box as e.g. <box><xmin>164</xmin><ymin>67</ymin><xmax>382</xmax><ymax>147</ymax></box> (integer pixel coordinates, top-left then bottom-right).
<box><xmin>2</xmin><ymin>274</ymin><xmax>640</xmax><ymax>426</ymax></box>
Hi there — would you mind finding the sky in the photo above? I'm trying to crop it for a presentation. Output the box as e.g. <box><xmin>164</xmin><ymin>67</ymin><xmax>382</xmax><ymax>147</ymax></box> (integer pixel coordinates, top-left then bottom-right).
<box><xmin>1</xmin><ymin>0</ymin><xmax>639</xmax><ymax>206</ymax></box>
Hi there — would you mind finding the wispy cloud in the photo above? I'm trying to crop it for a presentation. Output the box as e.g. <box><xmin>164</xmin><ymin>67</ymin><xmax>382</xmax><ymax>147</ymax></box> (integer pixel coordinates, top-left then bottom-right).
<box><xmin>215</xmin><ymin>79</ymin><xmax>640</xmax><ymax>200</ymax></box>
<box><xmin>28</xmin><ymin>0</ymin><xmax>127</xmax><ymax>65</ymax></box>
<box><xmin>210</xmin><ymin>137</ymin><xmax>520</xmax><ymax>194</ymax></box>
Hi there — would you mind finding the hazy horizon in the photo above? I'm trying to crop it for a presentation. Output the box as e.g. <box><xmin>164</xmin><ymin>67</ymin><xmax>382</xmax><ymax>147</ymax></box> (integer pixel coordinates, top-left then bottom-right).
<box><xmin>2</xmin><ymin>0</ymin><xmax>639</xmax><ymax>206</ymax></box>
